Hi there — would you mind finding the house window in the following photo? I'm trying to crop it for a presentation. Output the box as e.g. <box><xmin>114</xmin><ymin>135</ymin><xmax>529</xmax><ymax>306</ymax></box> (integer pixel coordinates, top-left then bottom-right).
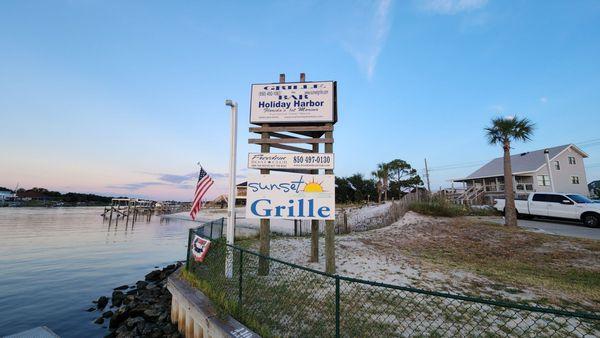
<box><xmin>568</xmin><ymin>156</ymin><xmax>576</xmax><ymax>165</ymax></box>
<box><xmin>537</xmin><ymin>175</ymin><xmax>550</xmax><ymax>186</ymax></box>
<box><xmin>571</xmin><ymin>176</ymin><xmax>580</xmax><ymax>184</ymax></box>
<box><xmin>554</xmin><ymin>161</ymin><xmax>560</xmax><ymax>170</ymax></box>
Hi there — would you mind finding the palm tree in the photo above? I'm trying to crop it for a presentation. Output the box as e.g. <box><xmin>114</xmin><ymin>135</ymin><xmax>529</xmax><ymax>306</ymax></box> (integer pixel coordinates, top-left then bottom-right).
<box><xmin>485</xmin><ymin>116</ymin><xmax>535</xmax><ymax>226</ymax></box>
<box><xmin>372</xmin><ymin>162</ymin><xmax>390</xmax><ymax>203</ymax></box>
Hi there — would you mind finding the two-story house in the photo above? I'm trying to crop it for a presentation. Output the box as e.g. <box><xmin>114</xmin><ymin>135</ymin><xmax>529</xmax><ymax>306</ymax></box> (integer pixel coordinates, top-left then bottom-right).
<box><xmin>453</xmin><ymin>144</ymin><xmax>589</xmax><ymax>204</ymax></box>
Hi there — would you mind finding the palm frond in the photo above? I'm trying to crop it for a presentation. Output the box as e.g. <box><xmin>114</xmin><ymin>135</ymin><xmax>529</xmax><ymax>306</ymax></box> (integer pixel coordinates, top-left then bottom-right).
<box><xmin>484</xmin><ymin>115</ymin><xmax>535</xmax><ymax>145</ymax></box>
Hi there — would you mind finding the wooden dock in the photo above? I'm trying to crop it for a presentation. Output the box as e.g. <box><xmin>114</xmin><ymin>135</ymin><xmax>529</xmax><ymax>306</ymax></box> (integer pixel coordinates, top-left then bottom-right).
<box><xmin>102</xmin><ymin>198</ymin><xmax>155</xmax><ymax>225</ymax></box>
<box><xmin>102</xmin><ymin>198</ymin><xmax>191</xmax><ymax>225</ymax></box>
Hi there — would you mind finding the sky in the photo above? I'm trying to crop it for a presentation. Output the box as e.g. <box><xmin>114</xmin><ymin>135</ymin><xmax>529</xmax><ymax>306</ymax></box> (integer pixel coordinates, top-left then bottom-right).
<box><xmin>1</xmin><ymin>0</ymin><xmax>599</xmax><ymax>201</ymax></box>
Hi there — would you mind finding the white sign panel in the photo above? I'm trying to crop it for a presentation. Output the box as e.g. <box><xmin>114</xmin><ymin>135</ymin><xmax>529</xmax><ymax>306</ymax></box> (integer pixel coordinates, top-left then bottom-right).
<box><xmin>248</xmin><ymin>153</ymin><xmax>334</xmax><ymax>170</ymax></box>
<box><xmin>246</xmin><ymin>173</ymin><xmax>335</xmax><ymax>220</ymax></box>
<box><xmin>250</xmin><ymin>81</ymin><xmax>335</xmax><ymax>124</ymax></box>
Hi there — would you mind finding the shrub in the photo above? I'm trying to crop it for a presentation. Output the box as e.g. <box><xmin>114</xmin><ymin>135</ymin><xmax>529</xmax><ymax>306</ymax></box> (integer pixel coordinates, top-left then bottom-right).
<box><xmin>409</xmin><ymin>200</ymin><xmax>468</xmax><ymax>217</ymax></box>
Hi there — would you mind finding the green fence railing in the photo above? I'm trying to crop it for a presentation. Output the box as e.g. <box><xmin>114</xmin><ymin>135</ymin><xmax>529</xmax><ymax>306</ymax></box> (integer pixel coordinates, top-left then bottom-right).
<box><xmin>185</xmin><ymin>218</ymin><xmax>600</xmax><ymax>337</ymax></box>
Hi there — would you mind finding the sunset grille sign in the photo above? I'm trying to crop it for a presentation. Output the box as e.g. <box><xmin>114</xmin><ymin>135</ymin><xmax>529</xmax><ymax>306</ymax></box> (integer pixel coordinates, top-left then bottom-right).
<box><xmin>248</xmin><ymin>153</ymin><xmax>334</xmax><ymax>170</ymax></box>
<box><xmin>245</xmin><ymin>173</ymin><xmax>335</xmax><ymax>220</ymax></box>
<box><xmin>250</xmin><ymin>81</ymin><xmax>336</xmax><ymax>123</ymax></box>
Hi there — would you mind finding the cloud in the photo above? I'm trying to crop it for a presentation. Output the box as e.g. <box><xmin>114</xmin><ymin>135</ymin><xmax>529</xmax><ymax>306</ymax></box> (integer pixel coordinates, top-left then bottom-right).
<box><xmin>106</xmin><ymin>182</ymin><xmax>167</xmax><ymax>190</ymax></box>
<box><xmin>341</xmin><ymin>0</ymin><xmax>393</xmax><ymax>80</ymax></box>
<box><xmin>489</xmin><ymin>104</ymin><xmax>504</xmax><ymax>113</ymax></box>
<box><xmin>155</xmin><ymin>172</ymin><xmax>197</xmax><ymax>184</ymax></box>
<box><xmin>420</xmin><ymin>0</ymin><xmax>488</xmax><ymax>14</ymax></box>
<box><xmin>107</xmin><ymin>170</ymin><xmax>246</xmax><ymax>195</ymax></box>
<box><xmin>540</xmin><ymin>96</ymin><xmax>548</xmax><ymax>104</ymax></box>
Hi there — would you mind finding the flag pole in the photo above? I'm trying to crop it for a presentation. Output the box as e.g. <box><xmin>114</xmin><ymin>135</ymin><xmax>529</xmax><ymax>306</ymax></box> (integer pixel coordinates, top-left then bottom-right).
<box><xmin>225</xmin><ymin>99</ymin><xmax>238</xmax><ymax>279</ymax></box>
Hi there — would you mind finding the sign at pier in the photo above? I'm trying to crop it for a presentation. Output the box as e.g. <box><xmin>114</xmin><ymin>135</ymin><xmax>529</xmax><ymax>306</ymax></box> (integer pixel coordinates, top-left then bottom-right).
<box><xmin>248</xmin><ymin>153</ymin><xmax>334</xmax><ymax>170</ymax></box>
<box><xmin>245</xmin><ymin>173</ymin><xmax>335</xmax><ymax>220</ymax></box>
<box><xmin>250</xmin><ymin>81</ymin><xmax>336</xmax><ymax>124</ymax></box>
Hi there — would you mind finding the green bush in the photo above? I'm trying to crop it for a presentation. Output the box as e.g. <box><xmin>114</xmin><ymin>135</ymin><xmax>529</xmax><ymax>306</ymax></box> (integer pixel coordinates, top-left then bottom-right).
<box><xmin>409</xmin><ymin>200</ymin><xmax>502</xmax><ymax>217</ymax></box>
<box><xmin>409</xmin><ymin>201</ymin><xmax>468</xmax><ymax>217</ymax></box>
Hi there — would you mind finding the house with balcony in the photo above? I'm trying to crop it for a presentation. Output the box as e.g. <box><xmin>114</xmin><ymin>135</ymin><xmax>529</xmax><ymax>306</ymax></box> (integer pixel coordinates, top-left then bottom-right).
<box><xmin>453</xmin><ymin>144</ymin><xmax>589</xmax><ymax>204</ymax></box>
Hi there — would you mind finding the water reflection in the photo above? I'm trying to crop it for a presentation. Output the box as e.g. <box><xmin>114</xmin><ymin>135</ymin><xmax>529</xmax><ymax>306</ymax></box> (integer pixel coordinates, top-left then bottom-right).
<box><xmin>0</xmin><ymin>207</ymin><xmax>195</xmax><ymax>337</ymax></box>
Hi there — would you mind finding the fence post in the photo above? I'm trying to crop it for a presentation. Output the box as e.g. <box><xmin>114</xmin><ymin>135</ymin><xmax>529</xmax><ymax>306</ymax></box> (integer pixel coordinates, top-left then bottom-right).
<box><xmin>185</xmin><ymin>228</ymin><xmax>193</xmax><ymax>270</ymax></box>
<box><xmin>238</xmin><ymin>250</ymin><xmax>243</xmax><ymax>308</ymax></box>
<box><xmin>221</xmin><ymin>217</ymin><xmax>225</xmax><ymax>237</ymax></box>
<box><xmin>343</xmin><ymin>211</ymin><xmax>348</xmax><ymax>234</ymax></box>
<box><xmin>335</xmin><ymin>276</ymin><xmax>340</xmax><ymax>338</ymax></box>
<box><xmin>209</xmin><ymin>221</ymin><xmax>213</xmax><ymax>239</ymax></box>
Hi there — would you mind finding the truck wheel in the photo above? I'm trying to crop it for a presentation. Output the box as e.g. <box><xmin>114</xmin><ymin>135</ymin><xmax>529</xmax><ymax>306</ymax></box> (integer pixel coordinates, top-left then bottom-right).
<box><xmin>582</xmin><ymin>213</ymin><xmax>600</xmax><ymax>228</ymax></box>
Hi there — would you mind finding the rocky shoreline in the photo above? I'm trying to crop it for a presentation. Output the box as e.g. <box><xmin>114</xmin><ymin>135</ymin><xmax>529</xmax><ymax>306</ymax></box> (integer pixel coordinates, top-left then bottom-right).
<box><xmin>88</xmin><ymin>262</ymin><xmax>182</xmax><ymax>338</ymax></box>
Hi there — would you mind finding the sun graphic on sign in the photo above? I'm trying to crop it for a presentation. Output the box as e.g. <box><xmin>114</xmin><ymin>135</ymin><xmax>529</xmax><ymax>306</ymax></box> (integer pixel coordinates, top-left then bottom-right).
<box><xmin>304</xmin><ymin>180</ymin><xmax>324</xmax><ymax>193</ymax></box>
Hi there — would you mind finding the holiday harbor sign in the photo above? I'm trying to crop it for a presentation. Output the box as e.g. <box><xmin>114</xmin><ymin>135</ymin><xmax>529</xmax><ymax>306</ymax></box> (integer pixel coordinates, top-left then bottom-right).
<box><xmin>250</xmin><ymin>81</ymin><xmax>336</xmax><ymax>124</ymax></box>
<box><xmin>246</xmin><ymin>173</ymin><xmax>335</xmax><ymax>220</ymax></box>
<box><xmin>248</xmin><ymin>153</ymin><xmax>334</xmax><ymax>170</ymax></box>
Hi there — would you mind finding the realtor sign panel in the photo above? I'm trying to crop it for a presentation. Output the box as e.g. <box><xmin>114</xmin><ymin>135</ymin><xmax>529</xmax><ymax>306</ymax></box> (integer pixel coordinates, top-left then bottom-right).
<box><xmin>250</xmin><ymin>81</ymin><xmax>336</xmax><ymax>124</ymax></box>
<box><xmin>248</xmin><ymin>153</ymin><xmax>334</xmax><ymax>170</ymax></box>
<box><xmin>246</xmin><ymin>173</ymin><xmax>335</xmax><ymax>220</ymax></box>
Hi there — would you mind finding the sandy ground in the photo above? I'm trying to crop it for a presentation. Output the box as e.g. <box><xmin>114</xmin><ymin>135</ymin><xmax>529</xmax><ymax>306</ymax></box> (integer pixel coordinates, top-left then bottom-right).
<box><xmin>265</xmin><ymin>212</ymin><xmax>576</xmax><ymax>305</ymax></box>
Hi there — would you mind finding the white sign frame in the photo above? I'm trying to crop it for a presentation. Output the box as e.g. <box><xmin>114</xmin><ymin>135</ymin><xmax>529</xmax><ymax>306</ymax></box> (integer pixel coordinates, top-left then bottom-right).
<box><xmin>248</xmin><ymin>153</ymin><xmax>334</xmax><ymax>170</ymax></box>
<box><xmin>250</xmin><ymin>81</ymin><xmax>336</xmax><ymax>124</ymax></box>
<box><xmin>245</xmin><ymin>173</ymin><xmax>335</xmax><ymax>220</ymax></box>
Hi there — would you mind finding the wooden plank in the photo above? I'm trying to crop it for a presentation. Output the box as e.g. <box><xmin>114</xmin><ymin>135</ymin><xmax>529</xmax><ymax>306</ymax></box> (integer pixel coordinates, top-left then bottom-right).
<box><xmin>249</xmin><ymin>138</ymin><xmax>334</xmax><ymax>145</ymax></box>
<box><xmin>267</xmin><ymin>132</ymin><xmax>300</xmax><ymax>139</ymax></box>
<box><xmin>249</xmin><ymin>125</ymin><xmax>333</xmax><ymax>133</ymax></box>
<box><xmin>267</xmin><ymin>143</ymin><xmax>312</xmax><ymax>153</ymax></box>
<box><xmin>268</xmin><ymin>168</ymin><xmax>313</xmax><ymax>174</ymax></box>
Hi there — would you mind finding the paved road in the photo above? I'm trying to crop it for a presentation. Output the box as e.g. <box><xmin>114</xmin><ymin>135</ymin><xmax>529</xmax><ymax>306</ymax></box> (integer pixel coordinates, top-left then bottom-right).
<box><xmin>486</xmin><ymin>216</ymin><xmax>600</xmax><ymax>240</ymax></box>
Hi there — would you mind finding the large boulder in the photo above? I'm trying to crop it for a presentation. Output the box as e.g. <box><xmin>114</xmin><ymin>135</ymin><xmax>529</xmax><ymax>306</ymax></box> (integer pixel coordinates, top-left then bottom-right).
<box><xmin>112</xmin><ymin>291</ymin><xmax>124</xmax><ymax>307</ymax></box>
<box><xmin>109</xmin><ymin>306</ymin><xmax>130</xmax><ymax>329</ymax></box>
<box><xmin>144</xmin><ymin>270</ymin><xmax>162</xmax><ymax>282</ymax></box>
<box><xmin>97</xmin><ymin>296</ymin><xmax>109</xmax><ymax>309</ymax></box>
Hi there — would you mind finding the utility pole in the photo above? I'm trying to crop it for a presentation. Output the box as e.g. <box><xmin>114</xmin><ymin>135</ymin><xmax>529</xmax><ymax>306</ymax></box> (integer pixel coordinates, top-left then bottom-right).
<box><xmin>424</xmin><ymin>158</ymin><xmax>431</xmax><ymax>192</ymax></box>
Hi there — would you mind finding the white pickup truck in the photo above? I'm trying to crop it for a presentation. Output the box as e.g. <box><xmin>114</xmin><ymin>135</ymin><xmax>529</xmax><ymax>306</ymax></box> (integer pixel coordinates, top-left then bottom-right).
<box><xmin>493</xmin><ymin>192</ymin><xmax>600</xmax><ymax>227</ymax></box>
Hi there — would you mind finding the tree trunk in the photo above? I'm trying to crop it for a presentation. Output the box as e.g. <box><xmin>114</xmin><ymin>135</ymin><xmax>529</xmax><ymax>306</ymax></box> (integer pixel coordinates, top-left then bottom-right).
<box><xmin>383</xmin><ymin>177</ymin><xmax>388</xmax><ymax>201</ymax></box>
<box><xmin>503</xmin><ymin>141</ymin><xmax>518</xmax><ymax>227</ymax></box>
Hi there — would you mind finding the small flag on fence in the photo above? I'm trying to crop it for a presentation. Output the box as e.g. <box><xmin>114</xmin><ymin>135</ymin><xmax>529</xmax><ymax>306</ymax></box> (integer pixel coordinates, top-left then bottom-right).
<box><xmin>192</xmin><ymin>235</ymin><xmax>211</xmax><ymax>262</ymax></box>
<box><xmin>190</xmin><ymin>166</ymin><xmax>214</xmax><ymax>221</ymax></box>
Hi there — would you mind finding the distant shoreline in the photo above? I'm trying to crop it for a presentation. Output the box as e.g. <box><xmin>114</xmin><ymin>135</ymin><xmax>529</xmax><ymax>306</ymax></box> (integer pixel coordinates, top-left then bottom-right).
<box><xmin>0</xmin><ymin>203</ymin><xmax>106</xmax><ymax>208</ymax></box>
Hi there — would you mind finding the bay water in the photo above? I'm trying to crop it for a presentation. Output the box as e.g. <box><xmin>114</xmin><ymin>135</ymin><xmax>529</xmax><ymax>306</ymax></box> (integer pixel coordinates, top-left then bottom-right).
<box><xmin>0</xmin><ymin>207</ymin><xmax>198</xmax><ymax>337</ymax></box>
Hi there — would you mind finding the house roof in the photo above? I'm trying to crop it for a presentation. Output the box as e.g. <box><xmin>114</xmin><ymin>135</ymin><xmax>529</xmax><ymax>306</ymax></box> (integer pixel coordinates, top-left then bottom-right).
<box><xmin>456</xmin><ymin>144</ymin><xmax>588</xmax><ymax>181</ymax></box>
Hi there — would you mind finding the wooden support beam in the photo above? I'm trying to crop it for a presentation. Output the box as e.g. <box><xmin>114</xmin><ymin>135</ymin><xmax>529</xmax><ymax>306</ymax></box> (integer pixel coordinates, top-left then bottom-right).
<box><xmin>324</xmin><ymin>124</ymin><xmax>335</xmax><ymax>274</ymax></box>
<box><xmin>268</xmin><ymin>143</ymin><xmax>312</xmax><ymax>153</ymax></box>
<box><xmin>310</xmin><ymin>142</ymin><xmax>319</xmax><ymax>263</ymax></box>
<box><xmin>249</xmin><ymin>125</ymin><xmax>333</xmax><ymax>133</ymax></box>
<box><xmin>249</xmin><ymin>138</ymin><xmax>334</xmax><ymax>145</ymax></box>
<box><xmin>269</xmin><ymin>168</ymin><xmax>313</xmax><ymax>174</ymax></box>
<box><xmin>267</xmin><ymin>132</ymin><xmax>300</xmax><ymax>139</ymax></box>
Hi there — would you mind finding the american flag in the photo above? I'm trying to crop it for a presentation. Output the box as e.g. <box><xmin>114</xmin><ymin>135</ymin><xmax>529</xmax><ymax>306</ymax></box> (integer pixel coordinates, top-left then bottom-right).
<box><xmin>189</xmin><ymin>167</ymin><xmax>214</xmax><ymax>221</ymax></box>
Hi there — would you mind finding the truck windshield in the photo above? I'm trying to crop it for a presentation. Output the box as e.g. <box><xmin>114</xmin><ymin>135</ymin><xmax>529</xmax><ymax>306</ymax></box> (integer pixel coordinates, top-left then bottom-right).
<box><xmin>566</xmin><ymin>194</ymin><xmax>593</xmax><ymax>203</ymax></box>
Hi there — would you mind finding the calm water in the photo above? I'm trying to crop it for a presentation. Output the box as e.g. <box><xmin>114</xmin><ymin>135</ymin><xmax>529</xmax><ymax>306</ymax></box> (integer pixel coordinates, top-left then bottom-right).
<box><xmin>0</xmin><ymin>207</ymin><xmax>197</xmax><ymax>337</ymax></box>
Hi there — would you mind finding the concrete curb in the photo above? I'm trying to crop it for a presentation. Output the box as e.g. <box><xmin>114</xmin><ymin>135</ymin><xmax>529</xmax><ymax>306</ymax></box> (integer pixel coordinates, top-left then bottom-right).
<box><xmin>167</xmin><ymin>268</ymin><xmax>259</xmax><ymax>338</ymax></box>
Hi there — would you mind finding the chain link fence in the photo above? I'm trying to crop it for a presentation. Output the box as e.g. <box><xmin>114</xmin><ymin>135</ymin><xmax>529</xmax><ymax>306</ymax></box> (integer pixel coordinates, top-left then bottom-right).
<box><xmin>185</xmin><ymin>219</ymin><xmax>600</xmax><ymax>337</ymax></box>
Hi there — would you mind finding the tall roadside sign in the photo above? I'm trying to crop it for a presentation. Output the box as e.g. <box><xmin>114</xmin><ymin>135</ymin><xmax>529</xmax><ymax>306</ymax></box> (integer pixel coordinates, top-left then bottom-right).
<box><xmin>247</xmin><ymin>73</ymin><xmax>337</xmax><ymax>274</ymax></box>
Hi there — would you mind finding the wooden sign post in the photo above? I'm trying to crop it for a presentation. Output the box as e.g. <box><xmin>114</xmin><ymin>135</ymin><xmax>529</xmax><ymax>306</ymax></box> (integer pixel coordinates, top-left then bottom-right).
<box><xmin>247</xmin><ymin>73</ymin><xmax>337</xmax><ymax>274</ymax></box>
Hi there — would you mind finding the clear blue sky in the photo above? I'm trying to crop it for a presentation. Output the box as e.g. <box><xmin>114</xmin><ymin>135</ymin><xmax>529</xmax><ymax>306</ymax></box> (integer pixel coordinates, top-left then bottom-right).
<box><xmin>1</xmin><ymin>0</ymin><xmax>599</xmax><ymax>200</ymax></box>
